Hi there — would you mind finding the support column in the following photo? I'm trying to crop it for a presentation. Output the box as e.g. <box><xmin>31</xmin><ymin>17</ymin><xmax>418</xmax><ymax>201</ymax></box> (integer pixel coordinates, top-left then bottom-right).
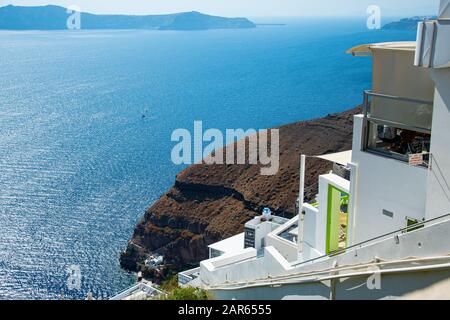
<box><xmin>297</xmin><ymin>155</ymin><xmax>306</xmax><ymax>251</ymax></box>
<box><xmin>347</xmin><ymin>162</ymin><xmax>358</xmax><ymax>246</ymax></box>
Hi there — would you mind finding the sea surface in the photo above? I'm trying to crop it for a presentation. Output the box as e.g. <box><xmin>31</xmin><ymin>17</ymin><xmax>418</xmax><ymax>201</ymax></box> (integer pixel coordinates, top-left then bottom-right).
<box><xmin>0</xmin><ymin>18</ymin><xmax>416</xmax><ymax>299</ymax></box>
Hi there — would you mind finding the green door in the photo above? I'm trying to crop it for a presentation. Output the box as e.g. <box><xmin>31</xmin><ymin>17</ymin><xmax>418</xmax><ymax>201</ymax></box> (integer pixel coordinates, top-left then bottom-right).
<box><xmin>326</xmin><ymin>185</ymin><xmax>349</xmax><ymax>254</ymax></box>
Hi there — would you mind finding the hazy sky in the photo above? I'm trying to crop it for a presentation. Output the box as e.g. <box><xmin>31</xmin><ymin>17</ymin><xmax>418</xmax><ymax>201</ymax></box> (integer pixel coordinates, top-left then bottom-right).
<box><xmin>1</xmin><ymin>0</ymin><xmax>440</xmax><ymax>17</ymax></box>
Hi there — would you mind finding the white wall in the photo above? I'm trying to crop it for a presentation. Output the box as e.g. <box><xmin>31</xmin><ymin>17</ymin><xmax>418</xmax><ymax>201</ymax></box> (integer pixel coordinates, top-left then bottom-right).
<box><xmin>203</xmin><ymin>218</ymin><xmax>450</xmax><ymax>296</ymax></box>
<box><xmin>265</xmin><ymin>216</ymin><xmax>299</xmax><ymax>262</ymax></box>
<box><xmin>202</xmin><ymin>248</ymin><xmax>256</xmax><ymax>270</ymax></box>
<box><xmin>210</xmin><ymin>268</ymin><xmax>450</xmax><ymax>300</ymax></box>
<box><xmin>303</xmin><ymin>204</ymin><xmax>318</xmax><ymax>250</ymax></box>
<box><xmin>351</xmin><ymin>115</ymin><xmax>428</xmax><ymax>243</ymax></box>
<box><xmin>251</xmin><ymin>221</ymin><xmax>278</xmax><ymax>251</ymax></box>
<box><xmin>300</xmin><ymin>242</ymin><xmax>323</xmax><ymax>262</ymax></box>
<box><xmin>372</xmin><ymin>49</ymin><xmax>434</xmax><ymax>130</ymax></box>
<box><xmin>439</xmin><ymin>0</ymin><xmax>450</xmax><ymax>18</ymax></box>
<box><xmin>200</xmin><ymin>246</ymin><xmax>292</xmax><ymax>286</ymax></box>
<box><xmin>426</xmin><ymin>69</ymin><xmax>450</xmax><ymax>219</ymax></box>
<box><xmin>266</xmin><ymin>235</ymin><xmax>298</xmax><ymax>263</ymax></box>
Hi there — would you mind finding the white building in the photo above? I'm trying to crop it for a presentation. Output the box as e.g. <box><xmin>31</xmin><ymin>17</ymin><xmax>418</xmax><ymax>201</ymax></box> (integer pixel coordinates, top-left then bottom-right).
<box><xmin>181</xmin><ymin>2</ymin><xmax>450</xmax><ymax>299</ymax></box>
<box><xmin>110</xmin><ymin>281</ymin><xmax>165</xmax><ymax>300</ymax></box>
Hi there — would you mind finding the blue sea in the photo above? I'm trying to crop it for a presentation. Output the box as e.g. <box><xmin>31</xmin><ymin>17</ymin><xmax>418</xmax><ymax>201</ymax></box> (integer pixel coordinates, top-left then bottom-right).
<box><xmin>0</xmin><ymin>18</ymin><xmax>416</xmax><ymax>300</ymax></box>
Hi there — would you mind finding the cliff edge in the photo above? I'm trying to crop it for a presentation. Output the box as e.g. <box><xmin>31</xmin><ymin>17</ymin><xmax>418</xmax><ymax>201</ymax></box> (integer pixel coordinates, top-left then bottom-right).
<box><xmin>120</xmin><ymin>107</ymin><xmax>361</xmax><ymax>280</ymax></box>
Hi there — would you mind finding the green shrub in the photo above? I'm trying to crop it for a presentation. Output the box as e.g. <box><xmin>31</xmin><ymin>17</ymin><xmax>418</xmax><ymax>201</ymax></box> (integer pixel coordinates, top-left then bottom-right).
<box><xmin>160</xmin><ymin>274</ymin><xmax>179</xmax><ymax>292</ymax></box>
<box><xmin>163</xmin><ymin>287</ymin><xmax>211</xmax><ymax>300</ymax></box>
<box><xmin>152</xmin><ymin>274</ymin><xmax>213</xmax><ymax>300</ymax></box>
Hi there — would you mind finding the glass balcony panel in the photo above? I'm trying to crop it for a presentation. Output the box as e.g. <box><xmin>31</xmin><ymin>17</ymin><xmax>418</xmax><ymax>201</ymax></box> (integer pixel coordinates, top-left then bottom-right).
<box><xmin>370</xmin><ymin>96</ymin><xmax>433</xmax><ymax>131</ymax></box>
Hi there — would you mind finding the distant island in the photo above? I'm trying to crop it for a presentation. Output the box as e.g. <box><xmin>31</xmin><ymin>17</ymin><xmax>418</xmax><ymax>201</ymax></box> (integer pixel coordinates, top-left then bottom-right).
<box><xmin>0</xmin><ymin>5</ymin><xmax>256</xmax><ymax>30</ymax></box>
<box><xmin>383</xmin><ymin>16</ymin><xmax>437</xmax><ymax>30</ymax></box>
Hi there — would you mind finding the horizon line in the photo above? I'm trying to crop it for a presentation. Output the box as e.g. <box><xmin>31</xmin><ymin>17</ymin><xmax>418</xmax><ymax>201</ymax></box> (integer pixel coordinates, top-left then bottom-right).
<box><xmin>0</xmin><ymin>4</ymin><xmax>435</xmax><ymax>20</ymax></box>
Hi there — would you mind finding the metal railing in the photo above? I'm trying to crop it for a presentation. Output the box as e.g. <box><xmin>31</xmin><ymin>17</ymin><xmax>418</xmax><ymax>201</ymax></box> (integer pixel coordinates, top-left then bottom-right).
<box><xmin>178</xmin><ymin>267</ymin><xmax>201</xmax><ymax>287</ymax></box>
<box><xmin>292</xmin><ymin>212</ymin><xmax>450</xmax><ymax>268</ymax></box>
<box><xmin>110</xmin><ymin>282</ymin><xmax>165</xmax><ymax>300</ymax></box>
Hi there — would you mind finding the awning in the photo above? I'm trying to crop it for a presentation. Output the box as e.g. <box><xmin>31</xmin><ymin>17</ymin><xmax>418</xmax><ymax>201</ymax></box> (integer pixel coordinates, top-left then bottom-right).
<box><xmin>347</xmin><ymin>42</ymin><xmax>416</xmax><ymax>56</ymax></box>
<box><xmin>315</xmin><ymin>150</ymin><xmax>352</xmax><ymax>167</ymax></box>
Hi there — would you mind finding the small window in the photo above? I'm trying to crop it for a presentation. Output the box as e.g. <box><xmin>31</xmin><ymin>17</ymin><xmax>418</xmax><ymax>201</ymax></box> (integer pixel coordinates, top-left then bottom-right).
<box><xmin>365</xmin><ymin>121</ymin><xmax>431</xmax><ymax>167</ymax></box>
<box><xmin>405</xmin><ymin>217</ymin><xmax>423</xmax><ymax>233</ymax></box>
<box><xmin>244</xmin><ymin>227</ymin><xmax>255</xmax><ymax>248</ymax></box>
<box><xmin>382</xmin><ymin>209</ymin><xmax>394</xmax><ymax>218</ymax></box>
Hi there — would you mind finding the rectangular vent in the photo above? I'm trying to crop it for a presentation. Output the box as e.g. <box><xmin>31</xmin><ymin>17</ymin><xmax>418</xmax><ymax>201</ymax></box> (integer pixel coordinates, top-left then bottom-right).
<box><xmin>382</xmin><ymin>209</ymin><xmax>394</xmax><ymax>218</ymax></box>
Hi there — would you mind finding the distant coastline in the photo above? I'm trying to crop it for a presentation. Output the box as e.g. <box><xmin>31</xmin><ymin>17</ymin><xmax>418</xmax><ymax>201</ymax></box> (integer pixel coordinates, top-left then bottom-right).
<box><xmin>0</xmin><ymin>5</ymin><xmax>256</xmax><ymax>31</ymax></box>
<box><xmin>383</xmin><ymin>16</ymin><xmax>437</xmax><ymax>30</ymax></box>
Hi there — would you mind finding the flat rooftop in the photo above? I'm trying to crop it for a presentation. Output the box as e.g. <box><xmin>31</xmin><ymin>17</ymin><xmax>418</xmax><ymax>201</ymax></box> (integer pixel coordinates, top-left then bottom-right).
<box><xmin>208</xmin><ymin>232</ymin><xmax>245</xmax><ymax>255</ymax></box>
<box><xmin>245</xmin><ymin>215</ymin><xmax>290</xmax><ymax>228</ymax></box>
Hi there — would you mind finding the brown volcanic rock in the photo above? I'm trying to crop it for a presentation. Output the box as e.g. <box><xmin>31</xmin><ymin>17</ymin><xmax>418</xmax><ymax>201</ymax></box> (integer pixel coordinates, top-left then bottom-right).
<box><xmin>120</xmin><ymin>107</ymin><xmax>361</xmax><ymax>276</ymax></box>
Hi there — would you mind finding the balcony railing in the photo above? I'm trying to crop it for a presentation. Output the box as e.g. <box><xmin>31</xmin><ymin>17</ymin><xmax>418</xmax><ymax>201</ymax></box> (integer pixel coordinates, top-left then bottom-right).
<box><xmin>292</xmin><ymin>212</ymin><xmax>450</xmax><ymax>268</ymax></box>
<box><xmin>110</xmin><ymin>282</ymin><xmax>165</xmax><ymax>300</ymax></box>
<box><xmin>362</xmin><ymin>90</ymin><xmax>433</xmax><ymax>167</ymax></box>
<box><xmin>178</xmin><ymin>267</ymin><xmax>201</xmax><ymax>287</ymax></box>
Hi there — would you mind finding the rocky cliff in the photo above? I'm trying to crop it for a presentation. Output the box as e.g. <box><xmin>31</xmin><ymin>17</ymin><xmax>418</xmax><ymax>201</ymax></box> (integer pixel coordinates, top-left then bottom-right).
<box><xmin>120</xmin><ymin>107</ymin><xmax>361</xmax><ymax>280</ymax></box>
